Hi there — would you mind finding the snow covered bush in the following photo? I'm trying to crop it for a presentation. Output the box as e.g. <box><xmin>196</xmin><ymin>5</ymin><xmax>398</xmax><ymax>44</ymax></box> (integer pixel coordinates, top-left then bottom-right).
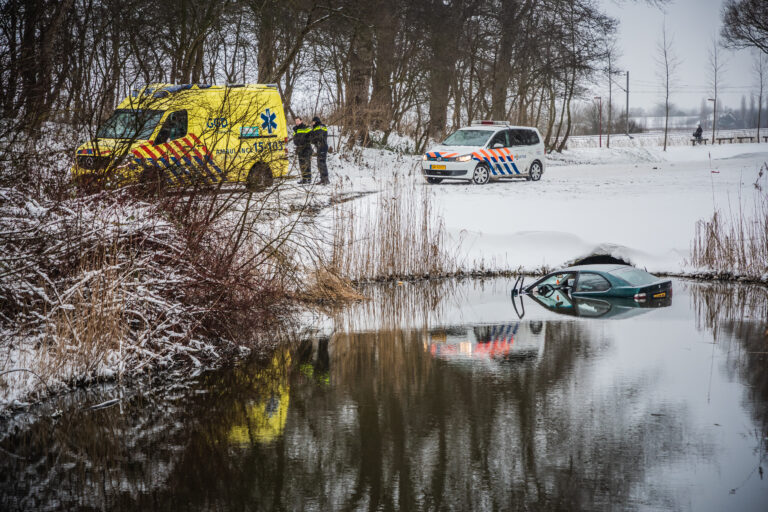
<box><xmin>0</xmin><ymin>125</ymin><xmax>303</xmax><ymax>409</ymax></box>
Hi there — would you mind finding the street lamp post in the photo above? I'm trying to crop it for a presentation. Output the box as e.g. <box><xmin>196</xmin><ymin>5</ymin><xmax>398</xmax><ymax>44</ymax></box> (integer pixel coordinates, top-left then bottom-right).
<box><xmin>708</xmin><ymin>98</ymin><xmax>716</xmax><ymax>144</ymax></box>
<box><xmin>594</xmin><ymin>96</ymin><xmax>603</xmax><ymax>148</ymax></box>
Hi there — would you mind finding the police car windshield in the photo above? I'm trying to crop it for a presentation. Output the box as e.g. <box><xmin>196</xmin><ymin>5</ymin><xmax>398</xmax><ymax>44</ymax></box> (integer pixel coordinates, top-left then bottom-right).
<box><xmin>441</xmin><ymin>129</ymin><xmax>492</xmax><ymax>146</ymax></box>
<box><xmin>96</xmin><ymin>109</ymin><xmax>165</xmax><ymax>140</ymax></box>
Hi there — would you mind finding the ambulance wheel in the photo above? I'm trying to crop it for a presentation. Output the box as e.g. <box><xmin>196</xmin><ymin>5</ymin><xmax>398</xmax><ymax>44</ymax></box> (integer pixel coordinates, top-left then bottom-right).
<box><xmin>426</xmin><ymin>177</ymin><xmax>443</xmax><ymax>184</ymax></box>
<box><xmin>246</xmin><ymin>163</ymin><xmax>273</xmax><ymax>191</ymax></box>
<box><xmin>527</xmin><ymin>161</ymin><xmax>543</xmax><ymax>181</ymax></box>
<box><xmin>472</xmin><ymin>163</ymin><xmax>490</xmax><ymax>185</ymax></box>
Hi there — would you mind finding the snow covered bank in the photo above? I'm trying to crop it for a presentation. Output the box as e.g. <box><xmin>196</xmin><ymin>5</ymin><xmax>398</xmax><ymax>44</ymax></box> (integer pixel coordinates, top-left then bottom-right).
<box><xmin>324</xmin><ymin>141</ymin><xmax>768</xmax><ymax>277</ymax></box>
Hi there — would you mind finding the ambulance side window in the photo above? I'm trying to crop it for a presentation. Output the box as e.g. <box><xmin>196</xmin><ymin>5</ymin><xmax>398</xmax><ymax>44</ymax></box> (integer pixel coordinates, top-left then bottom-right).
<box><xmin>155</xmin><ymin>110</ymin><xmax>188</xmax><ymax>144</ymax></box>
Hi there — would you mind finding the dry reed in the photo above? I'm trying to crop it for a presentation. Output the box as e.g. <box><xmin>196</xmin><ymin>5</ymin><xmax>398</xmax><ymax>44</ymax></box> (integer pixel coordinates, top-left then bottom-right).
<box><xmin>689</xmin><ymin>162</ymin><xmax>768</xmax><ymax>280</ymax></box>
<box><xmin>40</xmin><ymin>251</ymin><xmax>127</xmax><ymax>385</ymax></box>
<box><xmin>329</xmin><ymin>175</ymin><xmax>458</xmax><ymax>282</ymax></box>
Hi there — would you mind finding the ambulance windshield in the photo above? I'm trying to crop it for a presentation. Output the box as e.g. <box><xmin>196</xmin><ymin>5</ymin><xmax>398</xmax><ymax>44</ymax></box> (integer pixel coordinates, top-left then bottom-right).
<box><xmin>97</xmin><ymin>109</ymin><xmax>165</xmax><ymax>140</ymax></box>
<box><xmin>442</xmin><ymin>129</ymin><xmax>493</xmax><ymax>146</ymax></box>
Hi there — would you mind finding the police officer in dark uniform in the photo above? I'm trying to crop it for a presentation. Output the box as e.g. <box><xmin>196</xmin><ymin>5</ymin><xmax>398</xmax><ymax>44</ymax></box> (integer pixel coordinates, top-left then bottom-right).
<box><xmin>310</xmin><ymin>116</ymin><xmax>329</xmax><ymax>185</ymax></box>
<box><xmin>292</xmin><ymin>117</ymin><xmax>312</xmax><ymax>183</ymax></box>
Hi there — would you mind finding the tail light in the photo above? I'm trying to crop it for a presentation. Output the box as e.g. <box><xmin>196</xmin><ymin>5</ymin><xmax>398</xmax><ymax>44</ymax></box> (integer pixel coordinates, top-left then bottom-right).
<box><xmin>633</xmin><ymin>292</ymin><xmax>647</xmax><ymax>302</ymax></box>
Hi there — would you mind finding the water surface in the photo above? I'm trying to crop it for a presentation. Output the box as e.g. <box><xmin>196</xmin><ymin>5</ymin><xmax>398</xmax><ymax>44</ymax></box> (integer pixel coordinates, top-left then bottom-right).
<box><xmin>1</xmin><ymin>278</ymin><xmax>767</xmax><ymax>511</ymax></box>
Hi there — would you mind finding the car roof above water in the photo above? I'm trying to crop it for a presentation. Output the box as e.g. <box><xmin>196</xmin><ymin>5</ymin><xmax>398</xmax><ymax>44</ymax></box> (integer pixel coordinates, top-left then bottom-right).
<box><xmin>558</xmin><ymin>264</ymin><xmax>633</xmax><ymax>273</ymax></box>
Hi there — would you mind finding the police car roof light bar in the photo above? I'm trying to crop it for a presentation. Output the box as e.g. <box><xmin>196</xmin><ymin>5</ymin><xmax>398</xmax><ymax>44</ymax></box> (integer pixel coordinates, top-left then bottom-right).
<box><xmin>471</xmin><ymin>120</ymin><xmax>511</xmax><ymax>126</ymax></box>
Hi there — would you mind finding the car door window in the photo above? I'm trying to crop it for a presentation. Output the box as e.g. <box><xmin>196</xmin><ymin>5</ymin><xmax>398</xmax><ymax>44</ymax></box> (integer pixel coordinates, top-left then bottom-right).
<box><xmin>508</xmin><ymin>129</ymin><xmax>525</xmax><ymax>147</ymax></box>
<box><xmin>525</xmin><ymin>130</ymin><xmax>540</xmax><ymax>145</ymax></box>
<box><xmin>489</xmin><ymin>131</ymin><xmax>507</xmax><ymax>148</ymax></box>
<box><xmin>533</xmin><ymin>272</ymin><xmax>576</xmax><ymax>290</ymax></box>
<box><xmin>574</xmin><ymin>273</ymin><xmax>611</xmax><ymax>292</ymax></box>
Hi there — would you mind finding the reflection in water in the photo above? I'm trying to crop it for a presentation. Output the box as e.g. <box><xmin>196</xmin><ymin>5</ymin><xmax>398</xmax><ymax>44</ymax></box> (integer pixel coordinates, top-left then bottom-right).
<box><xmin>228</xmin><ymin>351</ymin><xmax>291</xmax><ymax>445</ymax></box>
<box><xmin>527</xmin><ymin>292</ymin><xmax>671</xmax><ymax>319</ymax></box>
<box><xmin>690</xmin><ymin>282</ymin><xmax>768</xmax><ymax>478</ymax></box>
<box><xmin>1</xmin><ymin>279</ymin><xmax>767</xmax><ymax>511</ymax></box>
<box><xmin>425</xmin><ymin>322</ymin><xmax>545</xmax><ymax>362</ymax></box>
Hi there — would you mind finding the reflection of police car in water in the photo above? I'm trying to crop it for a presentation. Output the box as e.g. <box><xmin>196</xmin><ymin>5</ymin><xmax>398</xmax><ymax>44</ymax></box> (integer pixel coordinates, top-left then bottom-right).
<box><xmin>424</xmin><ymin>322</ymin><xmax>545</xmax><ymax>364</ymax></box>
<box><xmin>422</xmin><ymin>121</ymin><xmax>546</xmax><ymax>185</ymax></box>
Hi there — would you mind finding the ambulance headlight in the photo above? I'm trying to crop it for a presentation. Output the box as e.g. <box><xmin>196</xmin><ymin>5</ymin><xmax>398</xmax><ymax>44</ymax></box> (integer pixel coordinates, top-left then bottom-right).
<box><xmin>456</xmin><ymin>154</ymin><xmax>472</xmax><ymax>162</ymax></box>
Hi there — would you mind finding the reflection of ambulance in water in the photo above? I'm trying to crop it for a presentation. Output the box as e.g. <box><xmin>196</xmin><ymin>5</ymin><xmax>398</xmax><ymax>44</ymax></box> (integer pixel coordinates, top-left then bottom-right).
<box><xmin>424</xmin><ymin>322</ymin><xmax>545</xmax><ymax>363</ymax></box>
<box><xmin>229</xmin><ymin>352</ymin><xmax>291</xmax><ymax>446</ymax></box>
<box><xmin>72</xmin><ymin>83</ymin><xmax>289</xmax><ymax>190</ymax></box>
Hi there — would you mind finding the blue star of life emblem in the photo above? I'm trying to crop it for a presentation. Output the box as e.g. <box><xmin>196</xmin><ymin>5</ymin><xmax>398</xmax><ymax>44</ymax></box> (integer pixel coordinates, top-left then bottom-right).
<box><xmin>260</xmin><ymin>109</ymin><xmax>277</xmax><ymax>134</ymax></box>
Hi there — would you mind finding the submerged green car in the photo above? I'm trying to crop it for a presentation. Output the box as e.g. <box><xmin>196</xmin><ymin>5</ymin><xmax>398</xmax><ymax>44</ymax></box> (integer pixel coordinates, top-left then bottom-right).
<box><xmin>518</xmin><ymin>264</ymin><xmax>672</xmax><ymax>303</ymax></box>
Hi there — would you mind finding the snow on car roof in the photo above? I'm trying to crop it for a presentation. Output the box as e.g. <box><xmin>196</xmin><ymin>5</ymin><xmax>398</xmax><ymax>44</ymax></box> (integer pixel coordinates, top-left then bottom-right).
<box><xmin>457</xmin><ymin>125</ymin><xmax>540</xmax><ymax>131</ymax></box>
<box><xmin>560</xmin><ymin>264</ymin><xmax>634</xmax><ymax>273</ymax></box>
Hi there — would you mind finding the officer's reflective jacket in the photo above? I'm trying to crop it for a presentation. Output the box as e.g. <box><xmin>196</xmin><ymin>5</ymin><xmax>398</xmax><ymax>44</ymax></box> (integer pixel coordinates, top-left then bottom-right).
<box><xmin>293</xmin><ymin>123</ymin><xmax>311</xmax><ymax>150</ymax></box>
<box><xmin>311</xmin><ymin>123</ymin><xmax>328</xmax><ymax>152</ymax></box>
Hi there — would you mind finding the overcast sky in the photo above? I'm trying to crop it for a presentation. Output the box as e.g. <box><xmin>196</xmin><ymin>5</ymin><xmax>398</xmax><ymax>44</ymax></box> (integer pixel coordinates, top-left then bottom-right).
<box><xmin>597</xmin><ymin>0</ymin><xmax>758</xmax><ymax>114</ymax></box>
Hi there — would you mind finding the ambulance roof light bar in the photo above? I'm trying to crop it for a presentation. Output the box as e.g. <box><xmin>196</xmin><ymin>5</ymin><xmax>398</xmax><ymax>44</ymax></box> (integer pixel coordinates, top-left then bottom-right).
<box><xmin>470</xmin><ymin>120</ymin><xmax>511</xmax><ymax>126</ymax></box>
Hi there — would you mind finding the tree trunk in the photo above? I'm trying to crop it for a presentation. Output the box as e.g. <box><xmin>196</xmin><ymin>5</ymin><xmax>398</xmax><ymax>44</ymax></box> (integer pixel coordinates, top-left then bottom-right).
<box><xmin>257</xmin><ymin>1</ymin><xmax>278</xmax><ymax>83</ymax></box>
<box><xmin>370</xmin><ymin>3</ymin><xmax>396</xmax><ymax>130</ymax></box>
<box><xmin>345</xmin><ymin>22</ymin><xmax>374</xmax><ymax>147</ymax></box>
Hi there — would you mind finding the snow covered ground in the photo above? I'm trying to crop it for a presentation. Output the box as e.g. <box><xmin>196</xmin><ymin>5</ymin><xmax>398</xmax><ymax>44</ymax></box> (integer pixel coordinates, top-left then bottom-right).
<box><xmin>323</xmin><ymin>141</ymin><xmax>768</xmax><ymax>275</ymax></box>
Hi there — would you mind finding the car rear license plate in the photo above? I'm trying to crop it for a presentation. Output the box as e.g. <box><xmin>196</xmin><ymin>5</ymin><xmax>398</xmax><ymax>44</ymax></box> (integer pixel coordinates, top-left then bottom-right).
<box><xmin>430</xmin><ymin>164</ymin><xmax>446</xmax><ymax>170</ymax></box>
<box><xmin>653</xmin><ymin>292</ymin><xmax>666</xmax><ymax>298</ymax></box>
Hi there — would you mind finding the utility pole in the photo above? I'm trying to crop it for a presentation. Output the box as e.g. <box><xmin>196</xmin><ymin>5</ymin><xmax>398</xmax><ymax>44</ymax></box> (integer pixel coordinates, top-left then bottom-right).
<box><xmin>607</xmin><ymin>53</ymin><xmax>612</xmax><ymax>148</ymax></box>
<box><xmin>625</xmin><ymin>71</ymin><xmax>630</xmax><ymax>137</ymax></box>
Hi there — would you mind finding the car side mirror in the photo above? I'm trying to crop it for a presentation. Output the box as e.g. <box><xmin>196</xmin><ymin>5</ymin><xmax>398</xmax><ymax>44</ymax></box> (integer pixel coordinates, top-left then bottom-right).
<box><xmin>492</xmin><ymin>142</ymin><xmax>504</xmax><ymax>149</ymax></box>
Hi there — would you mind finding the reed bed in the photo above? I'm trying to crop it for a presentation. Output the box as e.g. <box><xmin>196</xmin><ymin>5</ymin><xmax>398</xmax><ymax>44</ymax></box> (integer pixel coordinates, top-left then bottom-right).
<box><xmin>329</xmin><ymin>175</ymin><xmax>459</xmax><ymax>282</ymax></box>
<box><xmin>689</xmin><ymin>162</ymin><xmax>768</xmax><ymax>281</ymax></box>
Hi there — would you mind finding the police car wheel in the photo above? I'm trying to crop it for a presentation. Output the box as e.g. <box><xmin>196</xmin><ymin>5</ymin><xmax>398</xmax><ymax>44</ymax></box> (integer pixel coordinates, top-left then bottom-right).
<box><xmin>472</xmin><ymin>164</ymin><xmax>490</xmax><ymax>185</ymax></box>
<box><xmin>247</xmin><ymin>163</ymin><xmax>274</xmax><ymax>191</ymax></box>
<box><xmin>426</xmin><ymin>177</ymin><xmax>443</xmax><ymax>184</ymax></box>
<box><xmin>528</xmin><ymin>161</ymin><xmax>543</xmax><ymax>181</ymax></box>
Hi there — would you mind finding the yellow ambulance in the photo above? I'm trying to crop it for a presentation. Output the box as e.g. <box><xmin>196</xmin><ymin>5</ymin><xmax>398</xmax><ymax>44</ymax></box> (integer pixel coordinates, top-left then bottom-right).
<box><xmin>72</xmin><ymin>83</ymin><xmax>289</xmax><ymax>190</ymax></box>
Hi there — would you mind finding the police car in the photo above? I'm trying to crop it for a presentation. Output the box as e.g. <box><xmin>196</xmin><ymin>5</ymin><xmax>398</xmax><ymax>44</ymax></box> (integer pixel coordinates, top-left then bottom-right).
<box><xmin>422</xmin><ymin>121</ymin><xmax>546</xmax><ymax>185</ymax></box>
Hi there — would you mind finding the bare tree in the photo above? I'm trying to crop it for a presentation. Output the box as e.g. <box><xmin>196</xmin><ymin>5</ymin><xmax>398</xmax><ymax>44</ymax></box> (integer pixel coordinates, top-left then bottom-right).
<box><xmin>656</xmin><ymin>22</ymin><xmax>678</xmax><ymax>151</ymax></box>
<box><xmin>708</xmin><ymin>36</ymin><xmax>727</xmax><ymax>144</ymax></box>
<box><xmin>721</xmin><ymin>0</ymin><xmax>768</xmax><ymax>55</ymax></box>
<box><xmin>755</xmin><ymin>51</ymin><xmax>767</xmax><ymax>142</ymax></box>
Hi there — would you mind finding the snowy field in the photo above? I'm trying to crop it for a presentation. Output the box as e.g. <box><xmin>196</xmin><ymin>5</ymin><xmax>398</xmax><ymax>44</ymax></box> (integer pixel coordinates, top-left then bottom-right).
<box><xmin>323</xmin><ymin>142</ymin><xmax>768</xmax><ymax>275</ymax></box>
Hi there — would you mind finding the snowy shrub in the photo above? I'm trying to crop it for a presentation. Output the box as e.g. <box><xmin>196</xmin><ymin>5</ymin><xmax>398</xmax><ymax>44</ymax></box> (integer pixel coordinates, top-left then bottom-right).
<box><xmin>0</xmin><ymin>125</ymin><xmax>303</xmax><ymax>408</ymax></box>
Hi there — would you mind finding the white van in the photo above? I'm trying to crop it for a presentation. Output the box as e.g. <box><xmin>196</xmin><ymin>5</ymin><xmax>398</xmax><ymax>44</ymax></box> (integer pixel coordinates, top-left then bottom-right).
<box><xmin>421</xmin><ymin>121</ymin><xmax>546</xmax><ymax>185</ymax></box>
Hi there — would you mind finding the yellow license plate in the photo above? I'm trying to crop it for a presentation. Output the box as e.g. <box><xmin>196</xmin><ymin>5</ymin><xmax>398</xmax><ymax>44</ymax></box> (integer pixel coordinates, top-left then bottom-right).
<box><xmin>430</xmin><ymin>164</ymin><xmax>446</xmax><ymax>170</ymax></box>
<box><xmin>653</xmin><ymin>292</ymin><xmax>666</xmax><ymax>298</ymax></box>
